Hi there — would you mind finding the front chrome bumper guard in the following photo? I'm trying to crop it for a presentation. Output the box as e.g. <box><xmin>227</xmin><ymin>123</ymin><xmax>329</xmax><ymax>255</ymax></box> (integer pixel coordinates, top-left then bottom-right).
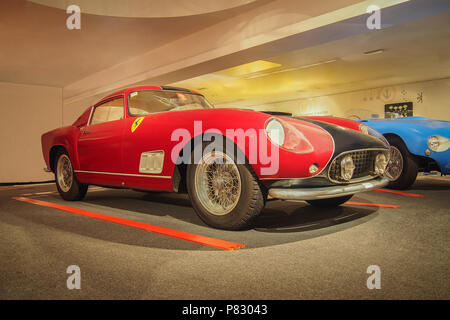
<box><xmin>268</xmin><ymin>177</ymin><xmax>389</xmax><ymax>200</ymax></box>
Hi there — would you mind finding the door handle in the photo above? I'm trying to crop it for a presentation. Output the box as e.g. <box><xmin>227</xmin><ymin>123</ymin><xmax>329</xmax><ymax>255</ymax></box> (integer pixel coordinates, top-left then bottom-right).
<box><xmin>81</xmin><ymin>129</ymin><xmax>91</xmax><ymax>135</ymax></box>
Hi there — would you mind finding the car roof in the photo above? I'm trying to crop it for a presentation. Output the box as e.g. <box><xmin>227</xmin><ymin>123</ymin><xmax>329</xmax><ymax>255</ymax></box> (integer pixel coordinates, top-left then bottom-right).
<box><xmin>101</xmin><ymin>85</ymin><xmax>201</xmax><ymax>101</ymax></box>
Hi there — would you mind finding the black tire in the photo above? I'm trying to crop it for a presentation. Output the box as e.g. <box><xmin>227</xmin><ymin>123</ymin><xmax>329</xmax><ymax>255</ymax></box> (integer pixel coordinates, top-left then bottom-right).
<box><xmin>54</xmin><ymin>149</ymin><xmax>88</xmax><ymax>201</ymax></box>
<box><xmin>385</xmin><ymin>136</ymin><xmax>418</xmax><ymax>190</ymax></box>
<box><xmin>186</xmin><ymin>141</ymin><xmax>265</xmax><ymax>230</ymax></box>
<box><xmin>306</xmin><ymin>195</ymin><xmax>353</xmax><ymax>207</ymax></box>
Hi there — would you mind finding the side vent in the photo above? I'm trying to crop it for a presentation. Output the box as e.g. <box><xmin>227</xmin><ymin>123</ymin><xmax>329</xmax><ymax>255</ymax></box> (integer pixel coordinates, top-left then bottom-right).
<box><xmin>139</xmin><ymin>151</ymin><xmax>164</xmax><ymax>174</ymax></box>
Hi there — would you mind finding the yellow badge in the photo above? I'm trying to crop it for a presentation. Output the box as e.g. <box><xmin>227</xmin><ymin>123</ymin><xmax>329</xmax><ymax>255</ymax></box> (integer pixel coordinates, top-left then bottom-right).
<box><xmin>131</xmin><ymin>117</ymin><xmax>144</xmax><ymax>133</ymax></box>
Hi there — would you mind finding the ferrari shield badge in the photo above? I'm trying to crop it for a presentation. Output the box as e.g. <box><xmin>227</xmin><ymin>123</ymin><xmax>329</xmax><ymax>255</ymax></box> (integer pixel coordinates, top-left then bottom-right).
<box><xmin>131</xmin><ymin>117</ymin><xmax>144</xmax><ymax>133</ymax></box>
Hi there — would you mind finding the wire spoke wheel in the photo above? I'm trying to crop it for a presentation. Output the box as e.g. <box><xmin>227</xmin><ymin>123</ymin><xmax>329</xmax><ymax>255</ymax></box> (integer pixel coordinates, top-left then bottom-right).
<box><xmin>386</xmin><ymin>146</ymin><xmax>403</xmax><ymax>181</ymax></box>
<box><xmin>194</xmin><ymin>151</ymin><xmax>241</xmax><ymax>216</ymax></box>
<box><xmin>57</xmin><ymin>154</ymin><xmax>73</xmax><ymax>192</ymax></box>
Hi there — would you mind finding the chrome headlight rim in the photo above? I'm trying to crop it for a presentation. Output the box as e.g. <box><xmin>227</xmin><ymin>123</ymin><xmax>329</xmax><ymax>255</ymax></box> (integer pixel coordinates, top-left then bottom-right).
<box><xmin>359</xmin><ymin>123</ymin><xmax>389</xmax><ymax>147</ymax></box>
<box><xmin>359</xmin><ymin>123</ymin><xmax>370</xmax><ymax>135</ymax></box>
<box><xmin>374</xmin><ymin>153</ymin><xmax>388</xmax><ymax>175</ymax></box>
<box><xmin>427</xmin><ymin>135</ymin><xmax>449</xmax><ymax>153</ymax></box>
<box><xmin>340</xmin><ymin>155</ymin><xmax>355</xmax><ymax>181</ymax></box>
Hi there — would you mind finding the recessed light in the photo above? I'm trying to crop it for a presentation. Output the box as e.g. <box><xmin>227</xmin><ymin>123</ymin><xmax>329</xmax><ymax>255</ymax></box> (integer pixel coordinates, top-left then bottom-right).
<box><xmin>364</xmin><ymin>49</ymin><xmax>385</xmax><ymax>55</ymax></box>
<box><xmin>217</xmin><ymin>60</ymin><xmax>282</xmax><ymax>77</ymax></box>
<box><xmin>244</xmin><ymin>59</ymin><xmax>338</xmax><ymax>79</ymax></box>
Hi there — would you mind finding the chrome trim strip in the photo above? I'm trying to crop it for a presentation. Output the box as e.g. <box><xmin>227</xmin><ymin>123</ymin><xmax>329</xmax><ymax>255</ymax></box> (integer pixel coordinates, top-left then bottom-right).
<box><xmin>86</xmin><ymin>106</ymin><xmax>94</xmax><ymax>127</ymax></box>
<box><xmin>268</xmin><ymin>177</ymin><xmax>389</xmax><ymax>200</ymax></box>
<box><xmin>74</xmin><ymin>170</ymin><xmax>171</xmax><ymax>179</ymax></box>
<box><xmin>327</xmin><ymin>148</ymin><xmax>389</xmax><ymax>184</ymax></box>
<box><xmin>260</xmin><ymin>176</ymin><xmax>315</xmax><ymax>181</ymax></box>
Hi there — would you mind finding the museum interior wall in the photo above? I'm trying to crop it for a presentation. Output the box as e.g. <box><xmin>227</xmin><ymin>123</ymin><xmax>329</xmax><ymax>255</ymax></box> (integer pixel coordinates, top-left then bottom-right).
<box><xmin>226</xmin><ymin>78</ymin><xmax>450</xmax><ymax>120</ymax></box>
<box><xmin>0</xmin><ymin>82</ymin><xmax>61</xmax><ymax>183</ymax></box>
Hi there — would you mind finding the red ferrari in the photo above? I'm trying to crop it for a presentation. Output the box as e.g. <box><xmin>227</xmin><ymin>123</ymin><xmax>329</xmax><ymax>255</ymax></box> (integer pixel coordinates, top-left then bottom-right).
<box><xmin>42</xmin><ymin>86</ymin><xmax>390</xmax><ymax>230</ymax></box>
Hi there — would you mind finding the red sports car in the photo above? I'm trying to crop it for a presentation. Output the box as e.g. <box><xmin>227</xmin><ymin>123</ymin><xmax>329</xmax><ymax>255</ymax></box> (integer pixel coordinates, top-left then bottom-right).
<box><xmin>42</xmin><ymin>86</ymin><xmax>390</xmax><ymax>230</ymax></box>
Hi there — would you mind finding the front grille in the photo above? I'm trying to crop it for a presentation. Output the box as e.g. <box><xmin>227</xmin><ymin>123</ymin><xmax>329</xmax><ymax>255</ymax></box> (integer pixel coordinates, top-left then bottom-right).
<box><xmin>328</xmin><ymin>149</ymin><xmax>386</xmax><ymax>183</ymax></box>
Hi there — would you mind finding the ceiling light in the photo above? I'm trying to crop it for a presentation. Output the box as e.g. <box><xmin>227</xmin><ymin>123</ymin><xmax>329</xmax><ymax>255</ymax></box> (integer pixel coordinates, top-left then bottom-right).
<box><xmin>217</xmin><ymin>60</ymin><xmax>282</xmax><ymax>77</ymax></box>
<box><xmin>244</xmin><ymin>59</ymin><xmax>338</xmax><ymax>79</ymax></box>
<box><xmin>364</xmin><ymin>49</ymin><xmax>385</xmax><ymax>55</ymax></box>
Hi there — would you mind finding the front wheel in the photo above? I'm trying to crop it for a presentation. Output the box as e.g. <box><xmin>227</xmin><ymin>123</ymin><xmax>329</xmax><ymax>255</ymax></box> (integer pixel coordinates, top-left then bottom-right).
<box><xmin>186</xmin><ymin>147</ymin><xmax>265</xmax><ymax>230</ymax></box>
<box><xmin>55</xmin><ymin>149</ymin><xmax>88</xmax><ymax>201</ymax></box>
<box><xmin>385</xmin><ymin>136</ymin><xmax>418</xmax><ymax>190</ymax></box>
<box><xmin>306</xmin><ymin>195</ymin><xmax>353</xmax><ymax>207</ymax></box>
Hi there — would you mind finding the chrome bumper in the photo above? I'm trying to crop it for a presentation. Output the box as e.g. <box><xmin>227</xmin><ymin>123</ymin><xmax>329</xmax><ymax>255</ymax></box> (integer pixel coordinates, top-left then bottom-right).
<box><xmin>268</xmin><ymin>177</ymin><xmax>389</xmax><ymax>200</ymax></box>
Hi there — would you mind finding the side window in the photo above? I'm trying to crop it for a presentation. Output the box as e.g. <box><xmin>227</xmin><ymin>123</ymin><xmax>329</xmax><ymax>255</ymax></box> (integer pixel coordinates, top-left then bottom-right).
<box><xmin>90</xmin><ymin>97</ymin><xmax>124</xmax><ymax>125</ymax></box>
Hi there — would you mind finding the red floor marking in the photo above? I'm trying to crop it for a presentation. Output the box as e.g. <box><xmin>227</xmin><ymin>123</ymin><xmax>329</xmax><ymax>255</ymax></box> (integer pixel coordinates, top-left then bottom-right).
<box><xmin>374</xmin><ymin>188</ymin><xmax>424</xmax><ymax>198</ymax></box>
<box><xmin>12</xmin><ymin>196</ymin><xmax>245</xmax><ymax>251</ymax></box>
<box><xmin>19</xmin><ymin>187</ymin><xmax>104</xmax><ymax>197</ymax></box>
<box><xmin>345</xmin><ymin>201</ymin><xmax>399</xmax><ymax>208</ymax></box>
<box><xmin>20</xmin><ymin>190</ymin><xmax>58</xmax><ymax>196</ymax></box>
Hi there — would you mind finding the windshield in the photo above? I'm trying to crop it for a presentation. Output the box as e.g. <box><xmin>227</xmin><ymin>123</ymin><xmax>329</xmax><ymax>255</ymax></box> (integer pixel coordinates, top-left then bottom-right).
<box><xmin>128</xmin><ymin>90</ymin><xmax>213</xmax><ymax>116</ymax></box>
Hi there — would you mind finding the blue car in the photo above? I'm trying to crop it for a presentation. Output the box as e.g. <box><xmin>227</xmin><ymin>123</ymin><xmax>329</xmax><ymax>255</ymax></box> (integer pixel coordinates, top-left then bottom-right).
<box><xmin>359</xmin><ymin>117</ymin><xmax>450</xmax><ymax>189</ymax></box>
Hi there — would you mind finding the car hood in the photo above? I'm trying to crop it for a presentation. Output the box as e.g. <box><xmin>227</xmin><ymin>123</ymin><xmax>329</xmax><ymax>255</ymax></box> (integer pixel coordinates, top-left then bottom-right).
<box><xmin>359</xmin><ymin>117</ymin><xmax>450</xmax><ymax>136</ymax></box>
<box><xmin>276</xmin><ymin>114</ymin><xmax>388</xmax><ymax>156</ymax></box>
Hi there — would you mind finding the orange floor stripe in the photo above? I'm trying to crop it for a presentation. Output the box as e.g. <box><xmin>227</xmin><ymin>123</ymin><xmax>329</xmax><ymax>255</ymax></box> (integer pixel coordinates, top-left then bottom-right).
<box><xmin>19</xmin><ymin>187</ymin><xmax>104</xmax><ymax>197</ymax></box>
<box><xmin>12</xmin><ymin>196</ymin><xmax>245</xmax><ymax>251</ymax></box>
<box><xmin>20</xmin><ymin>190</ymin><xmax>58</xmax><ymax>196</ymax></box>
<box><xmin>374</xmin><ymin>188</ymin><xmax>424</xmax><ymax>198</ymax></box>
<box><xmin>345</xmin><ymin>201</ymin><xmax>399</xmax><ymax>208</ymax></box>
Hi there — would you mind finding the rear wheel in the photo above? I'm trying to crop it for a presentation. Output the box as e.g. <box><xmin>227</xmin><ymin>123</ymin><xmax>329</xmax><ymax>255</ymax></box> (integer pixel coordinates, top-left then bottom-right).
<box><xmin>186</xmin><ymin>142</ymin><xmax>265</xmax><ymax>230</ymax></box>
<box><xmin>385</xmin><ymin>136</ymin><xmax>418</xmax><ymax>190</ymax></box>
<box><xmin>55</xmin><ymin>149</ymin><xmax>88</xmax><ymax>201</ymax></box>
<box><xmin>306</xmin><ymin>195</ymin><xmax>353</xmax><ymax>207</ymax></box>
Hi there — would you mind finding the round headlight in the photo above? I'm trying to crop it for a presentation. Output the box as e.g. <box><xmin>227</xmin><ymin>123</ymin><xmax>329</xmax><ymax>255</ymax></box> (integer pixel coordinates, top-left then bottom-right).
<box><xmin>341</xmin><ymin>155</ymin><xmax>355</xmax><ymax>181</ymax></box>
<box><xmin>265</xmin><ymin>119</ymin><xmax>285</xmax><ymax>146</ymax></box>
<box><xmin>375</xmin><ymin>153</ymin><xmax>388</xmax><ymax>175</ymax></box>
<box><xmin>359</xmin><ymin>123</ymin><xmax>389</xmax><ymax>147</ymax></box>
<box><xmin>359</xmin><ymin>124</ymin><xmax>370</xmax><ymax>135</ymax></box>
<box><xmin>427</xmin><ymin>135</ymin><xmax>449</xmax><ymax>152</ymax></box>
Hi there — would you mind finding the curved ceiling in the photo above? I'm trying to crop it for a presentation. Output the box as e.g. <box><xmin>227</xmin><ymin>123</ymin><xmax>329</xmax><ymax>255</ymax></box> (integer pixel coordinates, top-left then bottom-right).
<box><xmin>171</xmin><ymin>11</ymin><xmax>450</xmax><ymax>107</ymax></box>
<box><xmin>1</xmin><ymin>0</ymin><xmax>267</xmax><ymax>87</ymax></box>
<box><xmin>27</xmin><ymin>0</ymin><xmax>259</xmax><ymax>18</ymax></box>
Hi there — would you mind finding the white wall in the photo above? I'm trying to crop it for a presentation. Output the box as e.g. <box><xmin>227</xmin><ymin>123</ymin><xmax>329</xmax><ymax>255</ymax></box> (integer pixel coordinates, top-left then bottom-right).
<box><xmin>243</xmin><ymin>78</ymin><xmax>450</xmax><ymax>121</ymax></box>
<box><xmin>0</xmin><ymin>82</ymin><xmax>62</xmax><ymax>183</ymax></box>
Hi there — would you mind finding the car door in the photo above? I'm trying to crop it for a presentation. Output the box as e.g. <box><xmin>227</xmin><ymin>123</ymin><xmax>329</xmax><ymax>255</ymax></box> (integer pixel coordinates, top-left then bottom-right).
<box><xmin>121</xmin><ymin>90</ymin><xmax>176</xmax><ymax>191</ymax></box>
<box><xmin>77</xmin><ymin>96</ymin><xmax>125</xmax><ymax>186</ymax></box>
